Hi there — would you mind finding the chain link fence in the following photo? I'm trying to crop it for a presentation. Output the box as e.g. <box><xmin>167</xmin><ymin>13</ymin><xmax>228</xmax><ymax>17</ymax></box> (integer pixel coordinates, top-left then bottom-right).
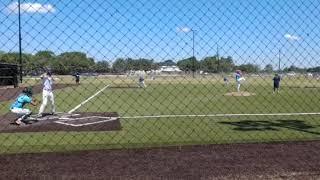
<box><xmin>1</xmin><ymin>0</ymin><xmax>320</xmax><ymax>178</ymax></box>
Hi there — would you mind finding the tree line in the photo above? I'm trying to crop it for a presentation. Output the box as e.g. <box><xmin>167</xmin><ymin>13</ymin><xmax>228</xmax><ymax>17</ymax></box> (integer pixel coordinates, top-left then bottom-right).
<box><xmin>0</xmin><ymin>51</ymin><xmax>109</xmax><ymax>75</ymax></box>
<box><xmin>1</xmin><ymin>50</ymin><xmax>318</xmax><ymax>75</ymax></box>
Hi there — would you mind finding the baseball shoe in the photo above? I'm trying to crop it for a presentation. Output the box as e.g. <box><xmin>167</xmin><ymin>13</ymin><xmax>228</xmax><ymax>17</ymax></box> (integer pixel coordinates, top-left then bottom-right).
<box><xmin>37</xmin><ymin>114</ymin><xmax>44</xmax><ymax>118</ymax></box>
<box><xmin>11</xmin><ymin>119</ymin><xmax>22</xmax><ymax>125</ymax></box>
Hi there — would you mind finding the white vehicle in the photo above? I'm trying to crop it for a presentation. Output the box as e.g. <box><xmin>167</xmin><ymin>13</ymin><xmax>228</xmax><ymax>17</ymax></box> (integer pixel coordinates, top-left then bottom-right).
<box><xmin>286</xmin><ymin>72</ymin><xmax>296</xmax><ymax>76</ymax></box>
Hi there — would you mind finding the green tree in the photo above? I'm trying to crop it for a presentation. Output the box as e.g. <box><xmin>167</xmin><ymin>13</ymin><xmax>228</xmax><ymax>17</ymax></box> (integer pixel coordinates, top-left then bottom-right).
<box><xmin>219</xmin><ymin>56</ymin><xmax>235</xmax><ymax>72</ymax></box>
<box><xmin>177</xmin><ymin>56</ymin><xmax>199</xmax><ymax>72</ymax></box>
<box><xmin>199</xmin><ymin>56</ymin><xmax>234</xmax><ymax>73</ymax></box>
<box><xmin>0</xmin><ymin>52</ymin><xmax>35</xmax><ymax>74</ymax></box>
<box><xmin>283</xmin><ymin>65</ymin><xmax>307</xmax><ymax>73</ymax></box>
<box><xmin>112</xmin><ymin>58</ymin><xmax>155</xmax><ymax>73</ymax></box>
<box><xmin>112</xmin><ymin>58</ymin><xmax>127</xmax><ymax>73</ymax></box>
<box><xmin>94</xmin><ymin>61</ymin><xmax>110</xmax><ymax>73</ymax></box>
<box><xmin>0</xmin><ymin>52</ymin><xmax>20</xmax><ymax>64</ymax></box>
<box><xmin>35</xmin><ymin>51</ymin><xmax>55</xmax><ymax>60</ymax></box>
<box><xmin>237</xmin><ymin>63</ymin><xmax>260</xmax><ymax>73</ymax></box>
<box><xmin>32</xmin><ymin>50</ymin><xmax>56</xmax><ymax>74</ymax></box>
<box><xmin>263</xmin><ymin>64</ymin><xmax>273</xmax><ymax>73</ymax></box>
<box><xmin>50</xmin><ymin>58</ymin><xmax>68</xmax><ymax>75</ymax></box>
<box><xmin>158</xmin><ymin>60</ymin><xmax>176</xmax><ymax>66</ymax></box>
<box><xmin>134</xmin><ymin>58</ymin><xmax>154</xmax><ymax>71</ymax></box>
<box><xmin>0</xmin><ymin>50</ymin><xmax>5</xmax><ymax>57</ymax></box>
<box><xmin>200</xmin><ymin>56</ymin><xmax>219</xmax><ymax>73</ymax></box>
<box><xmin>56</xmin><ymin>52</ymin><xmax>95</xmax><ymax>74</ymax></box>
<box><xmin>307</xmin><ymin>66</ymin><xmax>320</xmax><ymax>73</ymax></box>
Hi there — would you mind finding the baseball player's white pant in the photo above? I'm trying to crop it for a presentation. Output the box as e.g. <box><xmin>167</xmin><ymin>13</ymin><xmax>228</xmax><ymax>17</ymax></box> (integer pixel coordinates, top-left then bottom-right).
<box><xmin>239</xmin><ymin>77</ymin><xmax>245</xmax><ymax>81</ymax></box>
<box><xmin>38</xmin><ymin>90</ymin><xmax>55</xmax><ymax>115</ymax></box>
<box><xmin>11</xmin><ymin>108</ymin><xmax>32</xmax><ymax>120</ymax></box>
<box><xmin>237</xmin><ymin>82</ymin><xmax>241</xmax><ymax>92</ymax></box>
<box><xmin>139</xmin><ymin>81</ymin><xmax>146</xmax><ymax>88</ymax></box>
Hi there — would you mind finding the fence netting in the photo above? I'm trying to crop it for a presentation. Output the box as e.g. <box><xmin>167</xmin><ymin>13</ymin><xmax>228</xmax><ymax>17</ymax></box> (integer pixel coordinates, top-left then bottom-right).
<box><xmin>0</xmin><ymin>1</ymin><xmax>320</xmax><ymax>177</ymax></box>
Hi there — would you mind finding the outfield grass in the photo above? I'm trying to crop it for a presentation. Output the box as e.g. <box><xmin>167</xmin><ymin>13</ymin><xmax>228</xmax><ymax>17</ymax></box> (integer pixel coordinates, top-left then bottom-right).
<box><xmin>1</xmin><ymin>75</ymin><xmax>320</xmax><ymax>154</ymax></box>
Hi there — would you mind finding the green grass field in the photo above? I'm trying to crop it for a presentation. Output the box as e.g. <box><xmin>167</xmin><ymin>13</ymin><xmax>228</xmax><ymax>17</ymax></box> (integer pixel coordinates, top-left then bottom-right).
<box><xmin>1</xmin><ymin>75</ymin><xmax>320</xmax><ymax>154</ymax></box>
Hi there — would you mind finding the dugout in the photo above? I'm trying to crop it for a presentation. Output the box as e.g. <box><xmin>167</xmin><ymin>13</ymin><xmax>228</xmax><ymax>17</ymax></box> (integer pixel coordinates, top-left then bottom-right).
<box><xmin>0</xmin><ymin>63</ymin><xmax>18</xmax><ymax>88</ymax></box>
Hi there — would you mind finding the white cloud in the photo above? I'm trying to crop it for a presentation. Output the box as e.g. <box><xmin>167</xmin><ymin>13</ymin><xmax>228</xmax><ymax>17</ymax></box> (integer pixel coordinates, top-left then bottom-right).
<box><xmin>7</xmin><ymin>2</ymin><xmax>55</xmax><ymax>14</ymax></box>
<box><xmin>284</xmin><ymin>33</ymin><xmax>300</xmax><ymax>41</ymax></box>
<box><xmin>177</xmin><ymin>27</ymin><xmax>192</xmax><ymax>33</ymax></box>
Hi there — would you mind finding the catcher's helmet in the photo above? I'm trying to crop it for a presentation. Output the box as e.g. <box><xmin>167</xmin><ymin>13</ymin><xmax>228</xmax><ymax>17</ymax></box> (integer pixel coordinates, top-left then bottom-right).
<box><xmin>22</xmin><ymin>87</ymin><xmax>33</xmax><ymax>97</ymax></box>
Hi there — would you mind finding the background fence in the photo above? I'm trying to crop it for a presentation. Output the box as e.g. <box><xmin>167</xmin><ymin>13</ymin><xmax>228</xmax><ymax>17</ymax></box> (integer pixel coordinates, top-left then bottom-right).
<box><xmin>1</xmin><ymin>0</ymin><xmax>320</xmax><ymax>178</ymax></box>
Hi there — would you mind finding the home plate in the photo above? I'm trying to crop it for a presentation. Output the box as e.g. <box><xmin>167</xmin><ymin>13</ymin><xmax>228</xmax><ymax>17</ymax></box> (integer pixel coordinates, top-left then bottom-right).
<box><xmin>0</xmin><ymin>112</ymin><xmax>121</xmax><ymax>133</ymax></box>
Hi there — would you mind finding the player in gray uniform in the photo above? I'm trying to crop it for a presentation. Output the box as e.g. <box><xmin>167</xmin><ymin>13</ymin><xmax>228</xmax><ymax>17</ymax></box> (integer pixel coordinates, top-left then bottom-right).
<box><xmin>38</xmin><ymin>72</ymin><xmax>56</xmax><ymax>117</ymax></box>
<box><xmin>138</xmin><ymin>75</ymin><xmax>146</xmax><ymax>88</ymax></box>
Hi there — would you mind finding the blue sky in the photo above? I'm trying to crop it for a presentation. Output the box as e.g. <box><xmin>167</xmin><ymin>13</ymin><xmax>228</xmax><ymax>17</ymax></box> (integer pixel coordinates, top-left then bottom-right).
<box><xmin>1</xmin><ymin>0</ymin><xmax>320</xmax><ymax>68</ymax></box>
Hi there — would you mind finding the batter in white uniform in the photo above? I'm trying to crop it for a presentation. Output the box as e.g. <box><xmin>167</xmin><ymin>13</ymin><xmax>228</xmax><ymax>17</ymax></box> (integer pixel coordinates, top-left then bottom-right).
<box><xmin>38</xmin><ymin>72</ymin><xmax>55</xmax><ymax>116</ymax></box>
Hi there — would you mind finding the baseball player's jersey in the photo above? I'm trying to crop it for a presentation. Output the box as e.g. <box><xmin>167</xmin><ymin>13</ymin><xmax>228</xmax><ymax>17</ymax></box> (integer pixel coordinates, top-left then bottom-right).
<box><xmin>273</xmin><ymin>76</ymin><xmax>281</xmax><ymax>84</ymax></box>
<box><xmin>235</xmin><ymin>73</ymin><xmax>241</xmax><ymax>82</ymax></box>
<box><xmin>10</xmin><ymin>94</ymin><xmax>32</xmax><ymax>109</ymax></box>
<box><xmin>43</xmin><ymin>77</ymin><xmax>53</xmax><ymax>91</ymax></box>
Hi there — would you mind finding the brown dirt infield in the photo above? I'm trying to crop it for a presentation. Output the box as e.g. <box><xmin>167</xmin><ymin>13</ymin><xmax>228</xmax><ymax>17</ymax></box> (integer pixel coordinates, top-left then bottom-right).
<box><xmin>0</xmin><ymin>141</ymin><xmax>320</xmax><ymax>179</ymax></box>
<box><xmin>0</xmin><ymin>83</ymin><xmax>76</xmax><ymax>101</ymax></box>
<box><xmin>0</xmin><ymin>112</ymin><xmax>121</xmax><ymax>133</ymax></box>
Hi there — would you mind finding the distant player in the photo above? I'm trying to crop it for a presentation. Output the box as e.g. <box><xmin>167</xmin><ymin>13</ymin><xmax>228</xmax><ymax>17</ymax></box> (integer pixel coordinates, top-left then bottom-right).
<box><xmin>74</xmin><ymin>72</ymin><xmax>80</xmax><ymax>84</ymax></box>
<box><xmin>150</xmin><ymin>70</ymin><xmax>156</xmax><ymax>80</ymax></box>
<box><xmin>10</xmin><ymin>87</ymin><xmax>38</xmax><ymax>125</ymax></box>
<box><xmin>138</xmin><ymin>75</ymin><xmax>146</xmax><ymax>88</ymax></box>
<box><xmin>223</xmin><ymin>76</ymin><xmax>229</xmax><ymax>86</ymax></box>
<box><xmin>38</xmin><ymin>72</ymin><xmax>55</xmax><ymax>117</ymax></box>
<box><xmin>273</xmin><ymin>73</ymin><xmax>281</xmax><ymax>93</ymax></box>
<box><xmin>235</xmin><ymin>70</ymin><xmax>245</xmax><ymax>92</ymax></box>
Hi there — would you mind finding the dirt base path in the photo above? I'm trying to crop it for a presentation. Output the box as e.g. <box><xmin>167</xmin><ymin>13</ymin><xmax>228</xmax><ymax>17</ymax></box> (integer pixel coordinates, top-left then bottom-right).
<box><xmin>0</xmin><ymin>141</ymin><xmax>320</xmax><ymax>179</ymax></box>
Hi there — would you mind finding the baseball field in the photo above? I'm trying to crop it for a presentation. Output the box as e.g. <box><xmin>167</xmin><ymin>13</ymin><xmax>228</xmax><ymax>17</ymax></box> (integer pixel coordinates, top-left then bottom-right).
<box><xmin>1</xmin><ymin>74</ymin><xmax>320</xmax><ymax>154</ymax></box>
<box><xmin>1</xmin><ymin>74</ymin><xmax>320</xmax><ymax>178</ymax></box>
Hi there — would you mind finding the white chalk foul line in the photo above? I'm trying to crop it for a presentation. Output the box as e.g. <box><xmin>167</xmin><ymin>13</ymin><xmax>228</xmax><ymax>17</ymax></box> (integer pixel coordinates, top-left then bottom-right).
<box><xmin>36</xmin><ymin>112</ymin><xmax>320</xmax><ymax>127</ymax></box>
<box><xmin>28</xmin><ymin>112</ymin><xmax>80</xmax><ymax>121</ymax></box>
<box><xmin>55</xmin><ymin>117</ymin><xmax>118</xmax><ymax>127</ymax></box>
<box><xmin>68</xmin><ymin>84</ymin><xmax>110</xmax><ymax>114</ymax></box>
<box><xmin>119</xmin><ymin>112</ymin><xmax>320</xmax><ymax>119</ymax></box>
<box><xmin>58</xmin><ymin>116</ymin><xmax>114</xmax><ymax>121</ymax></box>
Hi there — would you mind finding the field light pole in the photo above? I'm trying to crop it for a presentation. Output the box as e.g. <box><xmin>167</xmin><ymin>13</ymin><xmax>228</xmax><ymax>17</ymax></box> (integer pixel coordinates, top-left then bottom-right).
<box><xmin>280</xmin><ymin>34</ymin><xmax>300</xmax><ymax>73</ymax></box>
<box><xmin>179</xmin><ymin>27</ymin><xmax>196</xmax><ymax>78</ymax></box>
<box><xmin>18</xmin><ymin>0</ymin><xmax>23</xmax><ymax>83</ymax></box>
<box><xmin>217</xmin><ymin>45</ymin><xmax>220</xmax><ymax>73</ymax></box>
<box><xmin>278</xmin><ymin>49</ymin><xmax>281</xmax><ymax>72</ymax></box>
<box><xmin>191</xmin><ymin>29</ymin><xmax>195</xmax><ymax>78</ymax></box>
